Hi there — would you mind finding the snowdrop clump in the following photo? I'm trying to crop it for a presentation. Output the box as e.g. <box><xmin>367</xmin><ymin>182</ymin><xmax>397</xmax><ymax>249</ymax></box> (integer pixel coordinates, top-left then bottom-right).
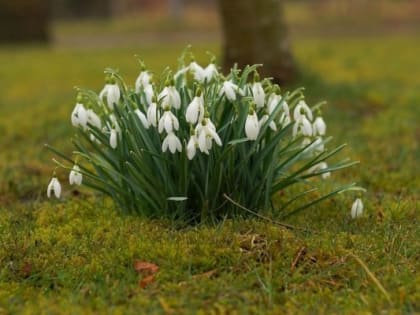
<box><xmin>47</xmin><ymin>50</ymin><xmax>363</xmax><ymax>222</ymax></box>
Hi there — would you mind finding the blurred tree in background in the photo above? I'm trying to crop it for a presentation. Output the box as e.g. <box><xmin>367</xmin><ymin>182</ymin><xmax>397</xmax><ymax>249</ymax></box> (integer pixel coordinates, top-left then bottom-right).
<box><xmin>0</xmin><ymin>0</ymin><xmax>50</xmax><ymax>42</ymax></box>
<box><xmin>218</xmin><ymin>0</ymin><xmax>296</xmax><ymax>84</ymax></box>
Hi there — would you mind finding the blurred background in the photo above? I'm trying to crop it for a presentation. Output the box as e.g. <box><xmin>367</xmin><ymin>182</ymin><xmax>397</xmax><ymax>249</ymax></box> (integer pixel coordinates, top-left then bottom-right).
<box><xmin>0</xmin><ymin>0</ymin><xmax>419</xmax><ymax>205</ymax></box>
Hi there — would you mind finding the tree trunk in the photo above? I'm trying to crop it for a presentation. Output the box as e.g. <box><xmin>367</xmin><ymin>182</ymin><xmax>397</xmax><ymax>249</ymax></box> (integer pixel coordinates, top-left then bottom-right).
<box><xmin>218</xmin><ymin>0</ymin><xmax>296</xmax><ymax>84</ymax></box>
<box><xmin>0</xmin><ymin>0</ymin><xmax>50</xmax><ymax>42</ymax></box>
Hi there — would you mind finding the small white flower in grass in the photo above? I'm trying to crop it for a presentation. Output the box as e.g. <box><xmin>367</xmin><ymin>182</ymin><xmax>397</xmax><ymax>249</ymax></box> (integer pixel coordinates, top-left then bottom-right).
<box><xmin>189</xmin><ymin>61</ymin><xmax>205</xmax><ymax>82</ymax></box>
<box><xmin>203</xmin><ymin>63</ymin><xmax>218</xmax><ymax>82</ymax></box>
<box><xmin>186</xmin><ymin>134</ymin><xmax>198</xmax><ymax>160</ymax></box>
<box><xmin>252</xmin><ymin>81</ymin><xmax>265</xmax><ymax>108</ymax></box>
<box><xmin>195</xmin><ymin>118</ymin><xmax>222</xmax><ymax>154</ymax></box>
<box><xmin>143</xmin><ymin>84</ymin><xmax>154</xmax><ymax>105</ymax></box>
<box><xmin>71</xmin><ymin>103</ymin><xmax>88</xmax><ymax>128</ymax></box>
<box><xmin>99</xmin><ymin>83</ymin><xmax>120</xmax><ymax>110</ymax></box>
<box><xmin>245</xmin><ymin>110</ymin><xmax>260</xmax><ymax>140</ymax></box>
<box><xmin>293</xmin><ymin>114</ymin><xmax>312</xmax><ymax>138</ymax></box>
<box><xmin>110</xmin><ymin>129</ymin><xmax>118</xmax><ymax>149</ymax></box>
<box><xmin>259</xmin><ymin>114</ymin><xmax>277</xmax><ymax>131</ymax></box>
<box><xmin>267</xmin><ymin>93</ymin><xmax>280</xmax><ymax>114</ymax></box>
<box><xmin>147</xmin><ymin>102</ymin><xmax>160</xmax><ymax>127</ymax></box>
<box><xmin>158</xmin><ymin>110</ymin><xmax>179</xmax><ymax>134</ymax></box>
<box><xmin>313</xmin><ymin>116</ymin><xmax>327</xmax><ymax>136</ymax></box>
<box><xmin>159</xmin><ymin>85</ymin><xmax>181</xmax><ymax>109</ymax></box>
<box><xmin>162</xmin><ymin>132</ymin><xmax>182</xmax><ymax>153</ymax></box>
<box><xmin>219</xmin><ymin>80</ymin><xmax>240</xmax><ymax>102</ymax></box>
<box><xmin>293</xmin><ymin>100</ymin><xmax>313</xmax><ymax>121</ymax></box>
<box><xmin>87</xmin><ymin>109</ymin><xmax>101</xmax><ymax>129</ymax></box>
<box><xmin>47</xmin><ymin>177</ymin><xmax>61</xmax><ymax>199</ymax></box>
<box><xmin>69</xmin><ymin>165</ymin><xmax>83</xmax><ymax>185</ymax></box>
<box><xmin>108</xmin><ymin>114</ymin><xmax>121</xmax><ymax>134</ymax></box>
<box><xmin>134</xmin><ymin>109</ymin><xmax>150</xmax><ymax>129</ymax></box>
<box><xmin>186</xmin><ymin>92</ymin><xmax>205</xmax><ymax>125</ymax></box>
<box><xmin>351</xmin><ymin>198</ymin><xmax>363</xmax><ymax>219</ymax></box>
<box><xmin>308</xmin><ymin>162</ymin><xmax>330</xmax><ymax>179</ymax></box>
<box><xmin>135</xmin><ymin>71</ymin><xmax>152</xmax><ymax>92</ymax></box>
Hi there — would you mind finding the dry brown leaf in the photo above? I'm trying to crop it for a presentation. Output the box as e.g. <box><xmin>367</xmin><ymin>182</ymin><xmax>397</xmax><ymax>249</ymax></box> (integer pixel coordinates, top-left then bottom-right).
<box><xmin>139</xmin><ymin>274</ymin><xmax>156</xmax><ymax>289</ymax></box>
<box><xmin>134</xmin><ymin>260</ymin><xmax>159</xmax><ymax>275</ymax></box>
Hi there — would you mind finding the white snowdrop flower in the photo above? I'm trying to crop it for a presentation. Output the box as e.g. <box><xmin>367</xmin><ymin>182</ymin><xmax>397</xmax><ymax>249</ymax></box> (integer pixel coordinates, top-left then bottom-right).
<box><xmin>293</xmin><ymin>100</ymin><xmax>313</xmax><ymax>121</ymax></box>
<box><xmin>135</xmin><ymin>71</ymin><xmax>152</xmax><ymax>92</ymax></box>
<box><xmin>252</xmin><ymin>82</ymin><xmax>265</xmax><ymax>108</ymax></box>
<box><xmin>69</xmin><ymin>164</ymin><xmax>83</xmax><ymax>186</ymax></box>
<box><xmin>186</xmin><ymin>134</ymin><xmax>198</xmax><ymax>160</ymax></box>
<box><xmin>245</xmin><ymin>111</ymin><xmax>260</xmax><ymax>140</ymax></box>
<box><xmin>159</xmin><ymin>86</ymin><xmax>181</xmax><ymax>109</ymax></box>
<box><xmin>351</xmin><ymin>198</ymin><xmax>364</xmax><ymax>219</ymax></box>
<box><xmin>259</xmin><ymin>114</ymin><xmax>277</xmax><ymax>131</ymax></box>
<box><xmin>143</xmin><ymin>84</ymin><xmax>154</xmax><ymax>105</ymax></box>
<box><xmin>162</xmin><ymin>132</ymin><xmax>182</xmax><ymax>153</ymax></box>
<box><xmin>147</xmin><ymin>102</ymin><xmax>160</xmax><ymax>127</ymax></box>
<box><xmin>158</xmin><ymin>110</ymin><xmax>179</xmax><ymax>134</ymax></box>
<box><xmin>308</xmin><ymin>162</ymin><xmax>330</xmax><ymax>179</ymax></box>
<box><xmin>185</xmin><ymin>94</ymin><xmax>205</xmax><ymax>125</ymax></box>
<box><xmin>195</xmin><ymin>118</ymin><xmax>222</xmax><ymax>154</ymax></box>
<box><xmin>99</xmin><ymin>83</ymin><xmax>120</xmax><ymax>110</ymax></box>
<box><xmin>71</xmin><ymin>103</ymin><xmax>88</xmax><ymax>128</ymax></box>
<box><xmin>313</xmin><ymin>116</ymin><xmax>327</xmax><ymax>136</ymax></box>
<box><xmin>219</xmin><ymin>81</ymin><xmax>239</xmax><ymax>102</ymax></box>
<box><xmin>108</xmin><ymin>114</ymin><xmax>121</xmax><ymax>134</ymax></box>
<box><xmin>203</xmin><ymin>63</ymin><xmax>218</xmax><ymax>82</ymax></box>
<box><xmin>267</xmin><ymin>93</ymin><xmax>281</xmax><ymax>114</ymax></box>
<box><xmin>134</xmin><ymin>109</ymin><xmax>150</xmax><ymax>129</ymax></box>
<box><xmin>47</xmin><ymin>177</ymin><xmax>61</xmax><ymax>199</ymax></box>
<box><xmin>87</xmin><ymin>109</ymin><xmax>101</xmax><ymax>129</ymax></box>
<box><xmin>189</xmin><ymin>61</ymin><xmax>205</xmax><ymax>82</ymax></box>
<box><xmin>293</xmin><ymin>115</ymin><xmax>312</xmax><ymax>137</ymax></box>
<box><xmin>110</xmin><ymin>129</ymin><xmax>118</xmax><ymax>149</ymax></box>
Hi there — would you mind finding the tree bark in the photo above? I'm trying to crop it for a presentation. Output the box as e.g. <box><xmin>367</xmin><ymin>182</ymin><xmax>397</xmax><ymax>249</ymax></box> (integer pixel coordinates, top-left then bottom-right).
<box><xmin>218</xmin><ymin>0</ymin><xmax>296</xmax><ymax>84</ymax></box>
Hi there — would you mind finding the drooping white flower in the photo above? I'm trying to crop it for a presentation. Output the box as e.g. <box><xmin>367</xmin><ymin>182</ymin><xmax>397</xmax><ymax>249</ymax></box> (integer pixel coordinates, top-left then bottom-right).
<box><xmin>351</xmin><ymin>198</ymin><xmax>363</xmax><ymax>219</ymax></box>
<box><xmin>108</xmin><ymin>114</ymin><xmax>121</xmax><ymax>134</ymax></box>
<box><xmin>186</xmin><ymin>134</ymin><xmax>198</xmax><ymax>160</ymax></box>
<box><xmin>292</xmin><ymin>114</ymin><xmax>312</xmax><ymax>138</ymax></box>
<box><xmin>267</xmin><ymin>93</ymin><xmax>281</xmax><ymax>114</ymax></box>
<box><xmin>158</xmin><ymin>110</ymin><xmax>179</xmax><ymax>134</ymax></box>
<box><xmin>308</xmin><ymin>162</ymin><xmax>330</xmax><ymax>179</ymax></box>
<box><xmin>245</xmin><ymin>111</ymin><xmax>260</xmax><ymax>140</ymax></box>
<box><xmin>158</xmin><ymin>86</ymin><xmax>181</xmax><ymax>109</ymax></box>
<box><xmin>185</xmin><ymin>94</ymin><xmax>205</xmax><ymax>125</ymax></box>
<box><xmin>313</xmin><ymin>117</ymin><xmax>327</xmax><ymax>136</ymax></box>
<box><xmin>189</xmin><ymin>61</ymin><xmax>205</xmax><ymax>82</ymax></box>
<box><xmin>147</xmin><ymin>102</ymin><xmax>160</xmax><ymax>127</ymax></box>
<box><xmin>47</xmin><ymin>177</ymin><xmax>61</xmax><ymax>199</ymax></box>
<box><xmin>69</xmin><ymin>165</ymin><xmax>83</xmax><ymax>185</ymax></box>
<box><xmin>162</xmin><ymin>132</ymin><xmax>182</xmax><ymax>153</ymax></box>
<box><xmin>219</xmin><ymin>81</ymin><xmax>240</xmax><ymax>102</ymax></box>
<box><xmin>259</xmin><ymin>114</ymin><xmax>277</xmax><ymax>131</ymax></box>
<box><xmin>293</xmin><ymin>100</ymin><xmax>313</xmax><ymax>121</ymax></box>
<box><xmin>143</xmin><ymin>84</ymin><xmax>154</xmax><ymax>105</ymax></box>
<box><xmin>252</xmin><ymin>82</ymin><xmax>265</xmax><ymax>108</ymax></box>
<box><xmin>135</xmin><ymin>71</ymin><xmax>152</xmax><ymax>92</ymax></box>
<box><xmin>134</xmin><ymin>109</ymin><xmax>150</xmax><ymax>129</ymax></box>
<box><xmin>71</xmin><ymin>103</ymin><xmax>88</xmax><ymax>128</ymax></box>
<box><xmin>203</xmin><ymin>63</ymin><xmax>218</xmax><ymax>82</ymax></box>
<box><xmin>99</xmin><ymin>83</ymin><xmax>120</xmax><ymax>110</ymax></box>
<box><xmin>195</xmin><ymin>118</ymin><xmax>222</xmax><ymax>154</ymax></box>
<box><xmin>87</xmin><ymin>109</ymin><xmax>101</xmax><ymax>129</ymax></box>
<box><xmin>110</xmin><ymin>129</ymin><xmax>118</xmax><ymax>149</ymax></box>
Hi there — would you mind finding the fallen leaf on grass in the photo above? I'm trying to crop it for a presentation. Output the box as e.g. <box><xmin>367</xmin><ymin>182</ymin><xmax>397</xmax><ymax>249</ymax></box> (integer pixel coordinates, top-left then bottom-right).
<box><xmin>133</xmin><ymin>260</ymin><xmax>159</xmax><ymax>289</ymax></box>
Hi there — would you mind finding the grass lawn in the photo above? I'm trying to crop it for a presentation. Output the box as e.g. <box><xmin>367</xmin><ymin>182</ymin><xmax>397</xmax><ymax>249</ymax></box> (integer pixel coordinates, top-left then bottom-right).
<box><xmin>0</xmin><ymin>32</ymin><xmax>419</xmax><ymax>313</ymax></box>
